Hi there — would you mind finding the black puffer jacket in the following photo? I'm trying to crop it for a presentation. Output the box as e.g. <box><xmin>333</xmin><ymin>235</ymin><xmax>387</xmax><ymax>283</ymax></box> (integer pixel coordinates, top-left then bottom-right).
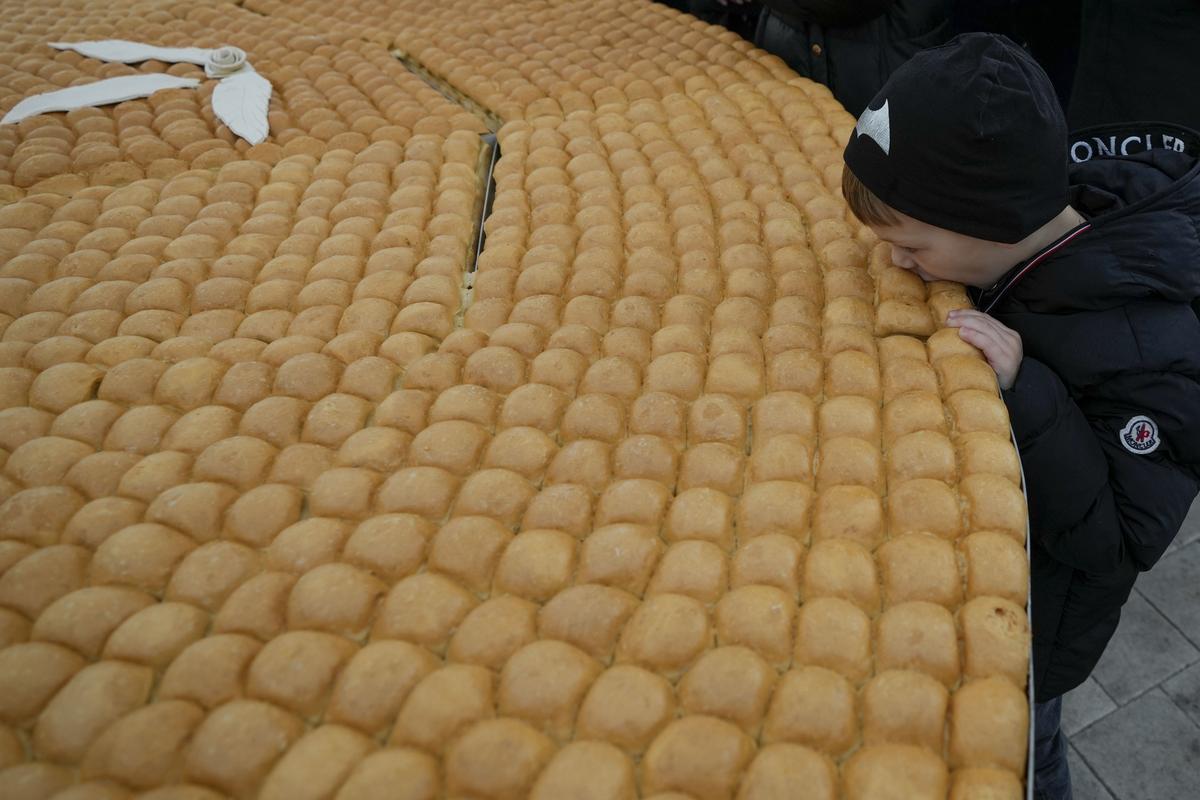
<box><xmin>972</xmin><ymin>139</ymin><xmax>1200</xmax><ymax>701</ymax></box>
<box><xmin>1069</xmin><ymin>0</ymin><xmax>1200</xmax><ymax>133</ymax></box>
<box><xmin>755</xmin><ymin>0</ymin><xmax>953</xmax><ymax>116</ymax></box>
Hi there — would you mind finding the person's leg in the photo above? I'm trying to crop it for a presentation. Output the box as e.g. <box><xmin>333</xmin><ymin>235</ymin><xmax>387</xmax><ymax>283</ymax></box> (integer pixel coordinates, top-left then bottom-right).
<box><xmin>1033</xmin><ymin>696</ymin><xmax>1074</xmax><ymax>800</ymax></box>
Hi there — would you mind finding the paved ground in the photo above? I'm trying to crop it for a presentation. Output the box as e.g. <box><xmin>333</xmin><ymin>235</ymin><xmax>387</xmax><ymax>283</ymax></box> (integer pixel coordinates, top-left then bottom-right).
<box><xmin>1060</xmin><ymin>496</ymin><xmax>1200</xmax><ymax>799</ymax></box>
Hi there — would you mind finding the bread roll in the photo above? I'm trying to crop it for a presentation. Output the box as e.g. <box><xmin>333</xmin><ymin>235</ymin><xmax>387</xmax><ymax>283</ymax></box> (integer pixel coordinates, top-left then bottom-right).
<box><xmin>33</xmin><ymin>660</ymin><xmax>154</xmax><ymax>764</ymax></box>
<box><xmin>876</xmin><ymin>299</ymin><xmax>935</xmax><ymax>337</ymax></box>
<box><xmin>816</xmin><ymin>436</ymin><xmax>883</xmax><ymax>493</ymax></box>
<box><xmin>575</xmin><ymin>664</ymin><xmax>675</xmax><ymax>754</ymax></box>
<box><xmin>761</xmin><ymin>666</ymin><xmax>857</xmax><ymax>756</ymax></box>
<box><xmin>530</xmin><ymin>741</ymin><xmax>636</xmax><ymax>799</ymax></box>
<box><xmin>185</xmin><ymin>700</ymin><xmax>306</xmax><ymax>798</ymax></box>
<box><xmin>0</xmin><ymin>544</ymin><xmax>89</xmax><ymax>619</ymax></box>
<box><xmin>737</xmin><ymin>481</ymin><xmax>814</xmax><ymax>541</ymax></box>
<box><xmin>927</xmin><ymin>327</ymin><xmax>981</xmax><ymax>362</ymax></box>
<box><xmin>679</xmin><ymin>646</ymin><xmax>776</xmax><ymax>734</ymax></box>
<box><xmin>500</xmin><ymin>641</ymin><xmax>601</xmax><ymax>739</ymax></box>
<box><xmin>959</xmin><ymin>596</ymin><xmax>1031</xmax><ymax>688</ymax></box>
<box><xmin>876</xmin><ymin>602</ymin><xmax>960</xmax><ymax>687</ymax></box>
<box><xmin>336</xmin><ymin>748</ymin><xmax>439</xmax><ymax>800</ymax></box>
<box><xmin>444</xmin><ymin>718</ymin><xmax>554</xmax><ymax>800</ymax></box>
<box><xmin>821</xmin><ymin>323</ymin><xmax>877</xmax><ymax>360</ymax></box>
<box><xmin>752</xmin><ymin>391</ymin><xmax>817</xmax><ymax>443</ymax></box>
<box><xmin>887</xmin><ymin>430</ymin><xmax>957</xmax><ymax>484</ymax></box>
<box><xmin>737</xmin><ymin>743</ymin><xmax>837</xmax><ymax>800</ymax></box>
<box><xmin>629</xmin><ymin>391</ymin><xmax>688</xmax><ymax>443</ymax></box>
<box><xmin>373</xmin><ymin>573</ymin><xmax>475</xmax><ymax>651</ymax></box>
<box><xmin>375</xmin><ymin>465</ymin><xmax>460</xmax><ymax>520</ymax></box>
<box><xmin>689</xmin><ymin>394</ymin><xmax>747</xmax><ymax>448</ymax></box>
<box><xmin>862</xmin><ymin>669</ymin><xmax>948</xmax><ymax>751</ymax></box>
<box><xmin>517</xmin><ymin>484</ymin><xmax>591</xmax><ymax>539</ymax></box>
<box><xmin>793</xmin><ymin>597</ymin><xmax>872</xmax><ymax>683</ymax></box>
<box><xmin>844</xmin><ymin>744</ymin><xmax>949</xmax><ymax>800</ymax></box>
<box><xmin>949</xmin><ymin>676</ymin><xmax>1029</xmax><ymax>774</ymax></box>
<box><xmin>678</xmin><ymin>442</ymin><xmax>744</xmax><ymax>494</ymax></box>
<box><xmin>493</xmin><ymin>529</ymin><xmax>576</xmax><ymax>602</ymax></box>
<box><xmin>665</xmin><ymin>488</ymin><xmax>735</xmax><ymax>550</ymax></box>
<box><xmin>325</xmin><ymin>640</ymin><xmax>438</xmax><ymax>736</ymax></box>
<box><xmin>949</xmin><ymin>767</ymin><xmax>1024</xmax><ymax>800</ymax></box>
<box><xmin>936</xmin><ymin>354</ymin><xmax>999</xmax><ymax>395</ymax></box>
<box><xmin>766</xmin><ymin>349</ymin><xmax>822</xmax><ymax>396</ymax></box>
<box><xmin>888</xmin><ymin>479</ymin><xmax>964</xmax><ymax>540</ymax></box>
<box><xmin>562</xmin><ymin>392</ymin><xmax>627</xmax><ymax>443</ymax></box>
<box><xmin>961</xmin><ymin>474</ymin><xmax>1028</xmax><ymax>542</ymax></box>
<box><xmin>257</xmin><ymin>724</ymin><xmax>375</xmax><ymax>800</ymax></box>
<box><xmin>546</xmin><ymin>439</ymin><xmax>613</xmax><ymax>492</ymax></box>
<box><xmin>824</xmin><ymin>350</ymin><xmax>880</xmax><ymax>401</ymax></box>
<box><xmin>878</xmin><ymin>533</ymin><xmax>963</xmax><ymax>608</ymax></box>
<box><xmin>102</xmin><ymin>602</ymin><xmax>209</xmax><ymax>669</ymax></box>
<box><xmin>804</xmin><ymin>539</ymin><xmax>880</xmax><ymax>614</ymax></box>
<box><xmin>956</xmin><ymin>431</ymin><xmax>1023</xmax><ymax>485</ymax></box>
<box><xmin>960</xmin><ymin>532</ymin><xmax>1029</xmax><ymax>606</ymax></box>
<box><xmin>642</xmin><ymin>716</ymin><xmax>755</xmax><ymax>800</ymax></box>
<box><xmin>447</xmin><ymin>594</ymin><xmax>538</xmax><ymax>670</ymax></box>
<box><xmin>617</xmin><ymin>593</ymin><xmax>711</xmax><ymax>675</ymax></box>
<box><xmin>882</xmin><ymin>390</ymin><xmax>947</xmax><ymax>444</ymax></box>
<box><xmin>580</xmin><ymin>355</ymin><xmax>641</xmax><ymax>401</ymax></box>
<box><xmin>541</xmin><ymin>586</ymin><xmax>639</xmax><ymax>664</ymax></box>
<box><xmin>812</xmin><ymin>485</ymin><xmax>884</xmax><ymax>550</ymax></box>
<box><xmin>647</xmin><ymin>541</ymin><xmax>729</xmax><ymax>603</ymax></box>
<box><xmin>714</xmin><ymin>585</ymin><xmax>795</xmax><ymax>667</ymax></box>
<box><xmin>0</xmin><ymin>641</ymin><xmax>86</xmax><ymax>727</ymax></box>
<box><xmin>427</xmin><ymin>384</ymin><xmax>498</xmax><ymax>428</ymax></box>
<box><xmin>818</xmin><ymin>395</ymin><xmax>881</xmax><ymax>444</ymax></box>
<box><xmin>391</xmin><ymin>664</ymin><xmax>494</xmax><ymax>752</ymax></box>
<box><xmin>611</xmin><ymin>434</ymin><xmax>679</xmax><ymax>486</ymax></box>
<box><xmin>948</xmin><ymin>389</ymin><xmax>1011</xmax><ymax>436</ymax></box>
<box><xmin>81</xmin><ymin>700</ymin><xmax>205</xmax><ymax>790</ymax></box>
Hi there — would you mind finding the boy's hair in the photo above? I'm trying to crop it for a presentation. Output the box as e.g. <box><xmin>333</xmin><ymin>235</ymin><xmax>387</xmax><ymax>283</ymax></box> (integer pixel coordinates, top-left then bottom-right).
<box><xmin>842</xmin><ymin>166</ymin><xmax>900</xmax><ymax>228</ymax></box>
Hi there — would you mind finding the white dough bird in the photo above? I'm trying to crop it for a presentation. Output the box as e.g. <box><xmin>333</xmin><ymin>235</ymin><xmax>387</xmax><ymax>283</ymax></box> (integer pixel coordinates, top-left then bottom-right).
<box><xmin>1</xmin><ymin>40</ymin><xmax>272</xmax><ymax>145</ymax></box>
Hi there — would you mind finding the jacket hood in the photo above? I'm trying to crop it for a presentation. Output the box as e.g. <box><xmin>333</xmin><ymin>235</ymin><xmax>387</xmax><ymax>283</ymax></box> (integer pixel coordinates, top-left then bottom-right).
<box><xmin>998</xmin><ymin>146</ymin><xmax>1200</xmax><ymax>312</ymax></box>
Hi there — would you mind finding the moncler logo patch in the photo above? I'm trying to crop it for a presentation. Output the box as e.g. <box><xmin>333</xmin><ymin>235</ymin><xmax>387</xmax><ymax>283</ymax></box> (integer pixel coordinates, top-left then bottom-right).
<box><xmin>1120</xmin><ymin>415</ymin><xmax>1161</xmax><ymax>455</ymax></box>
<box><xmin>855</xmin><ymin>99</ymin><xmax>891</xmax><ymax>155</ymax></box>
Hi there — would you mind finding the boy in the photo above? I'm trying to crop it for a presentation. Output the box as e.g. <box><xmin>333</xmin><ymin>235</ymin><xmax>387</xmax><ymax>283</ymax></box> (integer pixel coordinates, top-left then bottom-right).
<box><xmin>841</xmin><ymin>33</ymin><xmax>1200</xmax><ymax>799</ymax></box>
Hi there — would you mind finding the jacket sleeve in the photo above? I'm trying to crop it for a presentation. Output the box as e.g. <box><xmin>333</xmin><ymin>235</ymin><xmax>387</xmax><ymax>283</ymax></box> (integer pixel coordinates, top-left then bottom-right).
<box><xmin>1002</xmin><ymin>357</ymin><xmax>1199</xmax><ymax>573</ymax></box>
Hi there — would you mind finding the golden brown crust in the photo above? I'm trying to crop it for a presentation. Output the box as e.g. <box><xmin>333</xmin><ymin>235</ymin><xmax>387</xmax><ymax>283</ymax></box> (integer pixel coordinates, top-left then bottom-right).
<box><xmin>0</xmin><ymin>8</ymin><xmax>1029</xmax><ymax>793</ymax></box>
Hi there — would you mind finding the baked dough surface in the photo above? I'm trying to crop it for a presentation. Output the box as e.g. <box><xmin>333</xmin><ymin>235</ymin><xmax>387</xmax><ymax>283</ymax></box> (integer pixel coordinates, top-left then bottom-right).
<box><xmin>0</xmin><ymin>0</ymin><xmax>1029</xmax><ymax>795</ymax></box>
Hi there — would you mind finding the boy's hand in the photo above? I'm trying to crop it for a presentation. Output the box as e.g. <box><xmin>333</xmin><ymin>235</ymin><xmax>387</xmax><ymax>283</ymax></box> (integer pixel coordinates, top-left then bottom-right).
<box><xmin>945</xmin><ymin>310</ymin><xmax>1023</xmax><ymax>390</ymax></box>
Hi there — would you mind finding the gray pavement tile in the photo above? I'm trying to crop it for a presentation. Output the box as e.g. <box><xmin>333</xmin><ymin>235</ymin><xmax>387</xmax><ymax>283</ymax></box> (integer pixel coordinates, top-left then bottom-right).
<box><xmin>1062</xmin><ymin>676</ymin><xmax>1118</xmax><ymax>736</ymax></box>
<box><xmin>1091</xmin><ymin>590</ymin><xmax>1200</xmax><ymax>705</ymax></box>
<box><xmin>1139</xmin><ymin>539</ymin><xmax>1200</xmax><ymax>649</ymax></box>
<box><xmin>1165</xmin><ymin>497</ymin><xmax>1200</xmax><ymax>554</ymax></box>
<box><xmin>1067</xmin><ymin>744</ymin><xmax>1115</xmax><ymax>800</ymax></box>
<box><xmin>1074</xmin><ymin>689</ymin><xmax>1200</xmax><ymax>800</ymax></box>
<box><xmin>1163</xmin><ymin>661</ymin><xmax>1200</xmax><ymax>729</ymax></box>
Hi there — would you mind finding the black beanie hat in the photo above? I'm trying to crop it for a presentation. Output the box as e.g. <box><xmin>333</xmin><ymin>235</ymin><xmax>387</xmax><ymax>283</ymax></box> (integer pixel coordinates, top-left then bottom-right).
<box><xmin>843</xmin><ymin>33</ymin><xmax>1068</xmax><ymax>244</ymax></box>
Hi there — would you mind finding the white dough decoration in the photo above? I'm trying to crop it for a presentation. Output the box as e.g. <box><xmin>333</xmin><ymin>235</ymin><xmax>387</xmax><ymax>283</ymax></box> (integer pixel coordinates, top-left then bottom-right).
<box><xmin>1</xmin><ymin>40</ymin><xmax>271</xmax><ymax>145</ymax></box>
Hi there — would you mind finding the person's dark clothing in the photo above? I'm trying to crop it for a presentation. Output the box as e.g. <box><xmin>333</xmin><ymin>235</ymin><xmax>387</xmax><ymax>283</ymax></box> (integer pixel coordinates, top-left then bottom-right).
<box><xmin>754</xmin><ymin>0</ymin><xmax>953</xmax><ymax>116</ymax></box>
<box><xmin>688</xmin><ymin>0</ymin><xmax>762</xmax><ymax>41</ymax></box>
<box><xmin>971</xmin><ymin>141</ymin><xmax>1200</xmax><ymax>702</ymax></box>
<box><xmin>952</xmin><ymin>0</ymin><xmax>1081</xmax><ymax>110</ymax></box>
<box><xmin>1069</xmin><ymin>0</ymin><xmax>1200</xmax><ymax>133</ymax></box>
<box><xmin>1034</xmin><ymin>697</ymin><xmax>1073</xmax><ymax>800</ymax></box>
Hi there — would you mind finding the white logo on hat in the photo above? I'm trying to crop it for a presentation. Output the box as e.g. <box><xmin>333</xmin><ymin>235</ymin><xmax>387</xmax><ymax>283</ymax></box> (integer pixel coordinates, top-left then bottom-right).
<box><xmin>1120</xmin><ymin>415</ymin><xmax>1160</xmax><ymax>455</ymax></box>
<box><xmin>855</xmin><ymin>99</ymin><xmax>891</xmax><ymax>155</ymax></box>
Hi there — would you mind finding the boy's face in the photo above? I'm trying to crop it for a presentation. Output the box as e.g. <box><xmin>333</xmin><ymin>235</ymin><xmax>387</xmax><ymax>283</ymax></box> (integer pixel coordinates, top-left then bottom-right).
<box><xmin>869</xmin><ymin>209</ymin><xmax>1020</xmax><ymax>289</ymax></box>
